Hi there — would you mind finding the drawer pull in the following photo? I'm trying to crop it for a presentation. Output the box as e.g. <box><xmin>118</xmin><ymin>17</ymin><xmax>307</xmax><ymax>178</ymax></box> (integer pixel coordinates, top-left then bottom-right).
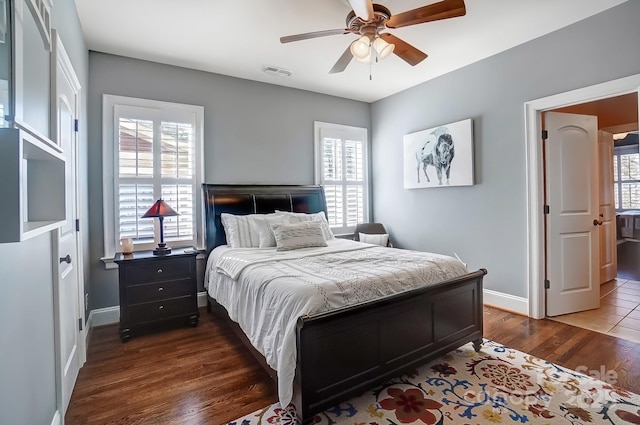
<box><xmin>159</xmin><ymin>305</ymin><xmax>164</xmax><ymax>310</ymax></box>
<box><xmin>157</xmin><ymin>269</ymin><xmax>163</xmax><ymax>274</ymax></box>
<box><xmin>158</xmin><ymin>287</ymin><xmax>164</xmax><ymax>292</ymax></box>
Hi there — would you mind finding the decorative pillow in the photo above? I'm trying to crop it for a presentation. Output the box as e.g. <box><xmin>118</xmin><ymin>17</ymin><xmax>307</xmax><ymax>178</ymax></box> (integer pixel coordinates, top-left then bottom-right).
<box><xmin>220</xmin><ymin>213</ymin><xmax>280</xmax><ymax>248</ymax></box>
<box><xmin>271</xmin><ymin>221</ymin><xmax>328</xmax><ymax>251</ymax></box>
<box><xmin>275</xmin><ymin>211</ymin><xmax>335</xmax><ymax>241</ymax></box>
<box><xmin>359</xmin><ymin>233</ymin><xmax>389</xmax><ymax>247</ymax></box>
<box><xmin>250</xmin><ymin>215</ymin><xmax>287</xmax><ymax>248</ymax></box>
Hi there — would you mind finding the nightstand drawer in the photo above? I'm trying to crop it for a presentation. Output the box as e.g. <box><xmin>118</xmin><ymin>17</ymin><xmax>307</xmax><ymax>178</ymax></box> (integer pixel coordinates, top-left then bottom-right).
<box><xmin>127</xmin><ymin>278</ymin><xmax>193</xmax><ymax>304</ymax></box>
<box><xmin>122</xmin><ymin>258</ymin><xmax>192</xmax><ymax>284</ymax></box>
<box><xmin>128</xmin><ymin>296</ymin><xmax>195</xmax><ymax>324</ymax></box>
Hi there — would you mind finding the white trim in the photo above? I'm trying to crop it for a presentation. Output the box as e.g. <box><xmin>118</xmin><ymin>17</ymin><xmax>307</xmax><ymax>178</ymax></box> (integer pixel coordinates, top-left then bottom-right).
<box><xmin>483</xmin><ymin>289</ymin><xmax>529</xmax><ymax>316</ymax></box>
<box><xmin>85</xmin><ymin>310</ymin><xmax>94</xmax><ymax>348</ymax></box>
<box><xmin>524</xmin><ymin>74</ymin><xmax>640</xmax><ymax>319</ymax></box>
<box><xmin>197</xmin><ymin>291</ymin><xmax>207</xmax><ymax>308</ymax></box>
<box><xmin>88</xmin><ymin>306</ymin><xmax>120</xmax><ymax>327</ymax></box>
<box><xmin>50</xmin><ymin>411</ymin><xmax>61</xmax><ymax>425</ymax></box>
<box><xmin>102</xmin><ymin>94</ymin><xmax>205</xmax><ymax>264</ymax></box>
<box><xmin>100</xmin><ymin>256</ymin><xmax>118</xmax><ymax>269</ymax></box>
<box><xmin>313</xmin><ymin>121</ymin><xmax>369</xmax><ymax>234</ymax></box>
<box><xmin>87</xmin><ymin>291</ymin><xmax>208</xmax><ymax>327</ymax></box>
<box><xmin>50</xmin><ymin>30</ymin><xmax>86</xmax><ymax>419</ymax></box>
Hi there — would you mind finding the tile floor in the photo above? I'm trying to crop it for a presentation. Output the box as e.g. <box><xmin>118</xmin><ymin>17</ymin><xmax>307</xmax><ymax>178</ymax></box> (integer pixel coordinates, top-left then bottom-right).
<box><xmin>549</xmin><ymin>278</ymin><xmax>640</xmax><ymax>344</ymax></box>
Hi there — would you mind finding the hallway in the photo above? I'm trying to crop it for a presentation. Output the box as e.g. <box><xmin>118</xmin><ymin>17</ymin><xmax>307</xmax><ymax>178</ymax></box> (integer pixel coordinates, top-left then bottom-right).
<box><xmin>549</xmin><ymin>278</ymin><xmax>640</xmax><ymax>343</ymax></box>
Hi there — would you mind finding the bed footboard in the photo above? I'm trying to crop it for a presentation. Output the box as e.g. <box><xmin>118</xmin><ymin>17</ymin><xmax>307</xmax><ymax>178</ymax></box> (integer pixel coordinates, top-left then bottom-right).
<box><xmin>293</xmin><ymin>268</ymin><xmax>486</xmax><ymax>424</ymax></box>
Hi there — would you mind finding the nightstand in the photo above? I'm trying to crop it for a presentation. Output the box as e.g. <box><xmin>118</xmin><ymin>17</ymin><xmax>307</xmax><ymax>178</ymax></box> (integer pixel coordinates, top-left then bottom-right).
<box><xmin>115</xmin><ymin>248</ymin><xmax>199</xmax><ymax>341</ymax></box>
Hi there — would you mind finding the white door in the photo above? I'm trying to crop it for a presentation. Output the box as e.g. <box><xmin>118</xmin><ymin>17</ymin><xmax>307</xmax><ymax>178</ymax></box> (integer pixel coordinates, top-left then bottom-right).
<box><xmin>545</xmin><ymin>112</ymin><xmax>600</xmax><ymax>317</ymax></box>
<box><xmin>599</xmin><ymin>130</ymin><xmax>617</xmax><ymax>284</ymax></box>
<box><xmin>52</xmin><ymin>33</ymin><xmax>84</xmax><ymax>413</ymax></box>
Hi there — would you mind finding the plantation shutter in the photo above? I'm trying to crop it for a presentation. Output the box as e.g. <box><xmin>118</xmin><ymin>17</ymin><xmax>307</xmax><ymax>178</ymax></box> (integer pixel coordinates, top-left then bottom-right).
<box><xmin>315</xmin><ymin>122</ymin><xmax>368</xmax><ymax>235</ymax></box>
<box><xmin>114</xmin><ymin>106</ymin><xmax>197</xmax><ymax>251</ymax></box>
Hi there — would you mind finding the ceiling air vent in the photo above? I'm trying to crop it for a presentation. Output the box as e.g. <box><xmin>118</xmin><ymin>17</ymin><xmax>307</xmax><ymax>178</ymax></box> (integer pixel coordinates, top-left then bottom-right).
<box><xmin>263</xmin><ymin>66</ymin><xmax>292</xmax><ymax>78</ymax></box>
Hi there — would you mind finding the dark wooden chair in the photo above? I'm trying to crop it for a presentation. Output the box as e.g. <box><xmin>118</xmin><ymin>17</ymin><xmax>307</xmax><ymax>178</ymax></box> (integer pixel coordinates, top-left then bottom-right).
<box><xmin>353</xmin><ymin>222</ymin><xmax>393</xmax><ymax>247</ymax></box>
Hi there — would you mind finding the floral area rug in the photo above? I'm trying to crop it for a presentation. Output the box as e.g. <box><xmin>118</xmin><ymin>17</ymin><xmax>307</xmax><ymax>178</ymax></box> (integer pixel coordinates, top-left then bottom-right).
<box><xmin>228</xmin><ymin>339</ymin><xmax>640</xmax><ymax>424</ymax></box>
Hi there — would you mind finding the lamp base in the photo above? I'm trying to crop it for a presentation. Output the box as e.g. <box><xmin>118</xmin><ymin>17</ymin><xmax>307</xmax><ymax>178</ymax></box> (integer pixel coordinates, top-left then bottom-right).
<box><xmin>152</xmin><ymin>243</ymin><xmax>172</xmax><ymax>256</ymax></box>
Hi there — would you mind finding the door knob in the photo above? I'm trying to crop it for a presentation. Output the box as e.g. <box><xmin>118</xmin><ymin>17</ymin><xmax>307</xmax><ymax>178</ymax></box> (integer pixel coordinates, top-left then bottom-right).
<box><xmin>593</xmin><ymin>219</ymin><xmax>603</xmax><ymax>226</ymax></box>
<box><xmin>59</xmin><ymin>254</ymin><xmax>72</xmax><ymax>264</ymax></box>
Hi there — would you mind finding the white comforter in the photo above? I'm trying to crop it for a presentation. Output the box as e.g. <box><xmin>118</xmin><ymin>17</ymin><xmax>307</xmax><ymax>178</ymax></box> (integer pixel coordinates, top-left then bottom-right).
<box><xmin>204</xmin><ymin>239</ymin><xmax>467</xmax><ymax>407</ymax></box>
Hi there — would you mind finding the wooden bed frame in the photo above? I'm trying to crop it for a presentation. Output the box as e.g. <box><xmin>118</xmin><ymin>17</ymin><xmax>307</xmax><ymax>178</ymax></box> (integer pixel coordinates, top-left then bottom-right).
<box><xmin>202</xmin><ymin>184</ymin><xmax>487</xmax><ymax>424</ymax></box>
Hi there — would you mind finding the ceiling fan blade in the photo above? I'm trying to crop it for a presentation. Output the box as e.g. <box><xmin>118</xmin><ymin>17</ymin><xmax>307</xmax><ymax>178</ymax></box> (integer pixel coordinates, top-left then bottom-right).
<box><xmin>386</xmin><ymin>0</ymin><xmax>466</xmax><ymax>29</ymax></box>
<box><xmin>280</xmin><ymin>29</ymin><xmax>349</xmax><ymax>44</ymax></box>
<box><xmin>380</xmin><ymin>33</ymin><xmax>428</xmax><ymax>66</ymax></box>
<box><xmin>329</xmin><ymin>46</ymin><xmax>353</xmax><ymax>74</ymax></box>
<box><xmin>348</xmin><ymin>0</ymin><xmax>374</xmax><ymax>21</ymax></box>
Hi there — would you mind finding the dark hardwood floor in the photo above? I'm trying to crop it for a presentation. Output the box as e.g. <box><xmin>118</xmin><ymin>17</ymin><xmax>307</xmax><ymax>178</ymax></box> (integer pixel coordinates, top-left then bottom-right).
<box><xmin>65</xmin><ymin>306</ymin><xmax>640</xmax><ymax>425</ymax></box>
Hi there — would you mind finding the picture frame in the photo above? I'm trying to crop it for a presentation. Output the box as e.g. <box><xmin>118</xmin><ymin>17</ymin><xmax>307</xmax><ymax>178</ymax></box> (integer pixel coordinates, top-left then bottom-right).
<box><xmin>403</xmin><ymin>118</ymin><xmax>474</xmax><ymax>189</ymax></box>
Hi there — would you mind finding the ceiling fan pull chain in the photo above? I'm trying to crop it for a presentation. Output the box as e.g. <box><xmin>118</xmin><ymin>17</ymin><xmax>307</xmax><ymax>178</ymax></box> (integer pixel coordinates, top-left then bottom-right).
<box><xmin>369</xmin><ymin>43</ymin><xmax>378</xmax><ymax>81</ymax></box>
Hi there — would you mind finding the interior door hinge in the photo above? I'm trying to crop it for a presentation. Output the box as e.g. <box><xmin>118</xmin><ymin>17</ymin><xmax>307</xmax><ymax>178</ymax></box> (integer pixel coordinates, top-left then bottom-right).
<box><xmin>78</xmin><ymin>318</ymin><xmax>83</xmax><ymax>331</ymax></box>
<box><xmin>544</xmin><ymin>205</ymin><xmax>550</xmax><ymax>215</ymax></box>
<box><xmin>542</xmin><ymin>129</ymin><xmax>548</xmax><ymax>140</ymax></box>
<box><xmin>75</xmin><ymin>218</ymin><xmax>80</xmax><ymax>232</ymax></box>
<box><xmin>74</xmin><ymin>119</ymin><xmax>79</xmax><ymax>132</ymax></box>
<box><xmin>544</xmin><ymin>279</ymin><xmax>550</xmax><ymax>289</ymax></box>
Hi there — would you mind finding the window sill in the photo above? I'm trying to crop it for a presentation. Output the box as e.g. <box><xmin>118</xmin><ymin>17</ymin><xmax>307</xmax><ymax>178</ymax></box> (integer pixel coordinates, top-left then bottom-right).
<box><xmin>101</xmin><ymin>256</ymin><xmax>118</xmax><ymax>270</ymax></box>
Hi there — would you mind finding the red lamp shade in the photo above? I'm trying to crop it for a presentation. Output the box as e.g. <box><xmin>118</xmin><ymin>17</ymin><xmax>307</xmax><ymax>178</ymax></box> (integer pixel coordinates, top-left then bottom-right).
<box><xmin>141</xmin><ymin>199</ymin><xmax>179</xmax><ymax>219</ymax></box>
<box><xmin>142</xmin><ymin>199</ymin><xmax>179</xmax><ymax>255</ymax></box>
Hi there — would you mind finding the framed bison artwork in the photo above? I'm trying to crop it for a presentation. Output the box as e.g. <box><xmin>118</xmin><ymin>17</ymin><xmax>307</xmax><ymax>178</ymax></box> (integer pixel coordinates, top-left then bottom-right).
<box><xmin>403</xmin><ymin>118</ymin><xmax>474</xmax><ymax>189</ymax></box>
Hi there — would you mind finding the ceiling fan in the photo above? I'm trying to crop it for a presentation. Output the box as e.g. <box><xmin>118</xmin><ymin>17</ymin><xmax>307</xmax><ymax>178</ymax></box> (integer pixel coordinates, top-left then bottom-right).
<box><xmin>280</xmin><ymin>0</ymin><xmax>466</xmax><ymax>74</ymax></box>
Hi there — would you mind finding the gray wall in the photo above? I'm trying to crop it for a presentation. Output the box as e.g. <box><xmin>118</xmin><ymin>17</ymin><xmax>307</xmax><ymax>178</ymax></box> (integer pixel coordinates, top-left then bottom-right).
<box><xmin>371</xmin><ymin>1</ymin><xmax>640</xmax><ymax>298</ymax></box>
<box><xmin>87</xmin><ymin>53</ymin><xmax>370</xmax><ymax>308</ymax></box>
<box><xmin>0</xmin><ymin>0</ymin><xmax>88</xmax><ymax>423</ymax></box>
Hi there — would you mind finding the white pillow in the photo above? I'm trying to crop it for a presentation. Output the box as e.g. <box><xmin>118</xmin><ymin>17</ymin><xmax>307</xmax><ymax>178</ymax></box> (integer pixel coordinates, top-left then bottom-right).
<box><xmin>359</xmin><ymin>233</ymin><xmax>389</xmax><ymax>247</ymax></box>
<box><xmin>220</xmin><ymin>213</ymin><xmax>280</xmax><ymax>248</ymax></box>
<box><xmin>250</xmin><ymin>215</ymin><xmax>287</xmax><ymax>248</ymax></box>
<box><xmin>271</xmin><ymin>221</ymin><xmax>328</xmax><ymax>251</ymax></box>
<box><xmin>275</xmin><ymin>211</ymin><xmax>335</xmax><ymax>241</ymax></box>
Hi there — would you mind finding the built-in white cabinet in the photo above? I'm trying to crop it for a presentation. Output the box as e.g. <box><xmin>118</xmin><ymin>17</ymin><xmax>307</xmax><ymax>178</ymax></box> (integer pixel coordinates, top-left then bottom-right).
<box><xmin>0</xmin><ymin>124</ymin><xmax>65</xmax><ymax>242</ymax></box>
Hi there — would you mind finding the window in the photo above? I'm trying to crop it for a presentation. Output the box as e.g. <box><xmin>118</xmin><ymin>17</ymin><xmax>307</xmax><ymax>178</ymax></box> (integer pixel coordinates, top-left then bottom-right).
<box><xmin>102</xmin><ymin>95</ymin><xmax>204</xmax><ymax>260</ymax></box>
<box><xmin>613</xmin><ymin>143</ymin><xmax>640</xmax><ymax>210</ymax></box>
<box><xmin>314</xmin><ymin>121</ymin><xmax>369</xmax><ymax>235</ymax></box>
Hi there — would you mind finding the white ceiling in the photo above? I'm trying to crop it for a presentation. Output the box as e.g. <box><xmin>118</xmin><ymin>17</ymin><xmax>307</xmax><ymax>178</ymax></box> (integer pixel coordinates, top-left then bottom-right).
<box><xmin>74</xmin><ymin>0</ymin><xmax>627</xmax><ymax>103</ymax></box>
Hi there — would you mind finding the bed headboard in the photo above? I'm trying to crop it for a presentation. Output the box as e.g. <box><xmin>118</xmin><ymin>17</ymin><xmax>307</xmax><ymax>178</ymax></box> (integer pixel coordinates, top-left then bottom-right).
<box><xmin>202</xmin><ymin>184</ymin><xmax>328</xmax><ymax>253</ymax></box>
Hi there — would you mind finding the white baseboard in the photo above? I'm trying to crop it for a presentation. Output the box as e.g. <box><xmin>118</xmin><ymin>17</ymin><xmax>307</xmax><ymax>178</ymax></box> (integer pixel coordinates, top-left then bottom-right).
<box><xmin>50</xmin><ymin>411</ymin><xmax>61</xmax><ymax>425</ymax></box>
<box><xmin>87</xmin><ymin>292</ymin><xmax>209</xmax><ymax>328</ymax></box>
<box><xmin>483</xmin><ymin>289</ymin><xmax>529</xmax><ymax>316</ymax></box>
<box><xmin>197</xmin><ymin>291</ymin><xmax>207</xmax><ymax>308</ymax></box>
<box><xmin>88</xmin><ymin>305</ymin><xmax>120</xmax><ymax>327</ymax></box>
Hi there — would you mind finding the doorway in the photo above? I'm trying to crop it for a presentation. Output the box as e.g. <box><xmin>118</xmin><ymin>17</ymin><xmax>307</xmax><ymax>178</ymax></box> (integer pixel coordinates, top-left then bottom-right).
<box><xmin>524</xmin><ymin>74</ymin><xmax>640</xmax><ymax>328</ymax></box>
<box><xmin>542</xmin><ymin>94</ymin><xmax>640</xmax><ymax>342</ymax></box>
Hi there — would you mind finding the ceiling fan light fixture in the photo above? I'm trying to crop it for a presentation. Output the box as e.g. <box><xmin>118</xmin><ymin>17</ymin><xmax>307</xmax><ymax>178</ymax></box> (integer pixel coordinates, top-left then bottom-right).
<box><xmin>350</xmin><ymin>35</ymin><xmax>371</xmax><ymax>60</ymax></box>
<box><xmin>372</xmin><ymin>37</ymin><xmax>394</xmax><ymax>60</ymax></box>
<box><xmin>355</xmin><ymin>53</ymin><xmax>372</xmax><ymax>64</ymax></box>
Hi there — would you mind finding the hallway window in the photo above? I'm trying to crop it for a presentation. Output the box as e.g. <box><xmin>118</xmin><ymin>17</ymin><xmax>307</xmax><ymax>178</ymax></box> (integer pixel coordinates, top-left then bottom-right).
<box><xmin>614</xmin><ymin>141</ymin><xmax>640</xmax><ymax>210</ymax></box>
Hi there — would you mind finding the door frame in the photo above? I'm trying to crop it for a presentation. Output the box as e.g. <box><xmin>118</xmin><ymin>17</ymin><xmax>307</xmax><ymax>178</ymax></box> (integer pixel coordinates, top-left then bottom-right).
<box><xmin>50</xmin><ymin>30</ymin><xmax>86</xmax><ymax>417</ymax></box>
<box><xmin>525</xmin><ymin>74</ymin><xmax>640</xmax><ymax>319</ymax></box>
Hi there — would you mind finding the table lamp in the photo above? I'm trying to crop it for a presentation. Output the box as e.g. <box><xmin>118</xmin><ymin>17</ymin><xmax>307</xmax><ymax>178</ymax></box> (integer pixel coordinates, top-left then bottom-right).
<box><xmin>142</xmin><ymin>199</ymin><xmax>179</xmax><ymax>255</ymax></box>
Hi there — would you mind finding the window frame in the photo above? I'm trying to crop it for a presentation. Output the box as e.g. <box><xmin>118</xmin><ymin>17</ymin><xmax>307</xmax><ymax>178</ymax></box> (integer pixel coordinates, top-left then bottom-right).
<box><xmin>613</xmin><ymin>143</ymin><xmax>640</xmax><ymax>211</ymax></box>
<box><xmin>313</xmin><ymin>121</ymin><xmax>369</xmax><ymax>235</ymax></box>
<box><xmin>102</xmin><ymin>94</ymin><xmax>204</xmax><ymax>262</ymax></box>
